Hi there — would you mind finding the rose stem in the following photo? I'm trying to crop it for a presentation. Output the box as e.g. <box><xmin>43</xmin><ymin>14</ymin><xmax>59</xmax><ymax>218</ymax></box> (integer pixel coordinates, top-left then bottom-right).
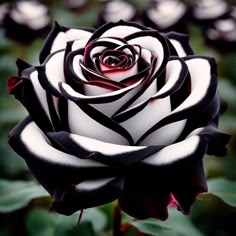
<box><xmin>113</xmin><ymin>201</ymin><xmax>122</xmax><ymax>236</ymax></box>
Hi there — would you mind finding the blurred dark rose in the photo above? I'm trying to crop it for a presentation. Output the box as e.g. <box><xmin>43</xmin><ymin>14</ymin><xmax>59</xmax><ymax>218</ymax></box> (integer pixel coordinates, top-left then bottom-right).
<box><xmin>0</xmin><ymin>2</ymin><xmax>9</xmax><ymax>25</ymax></box>
<box><xmin>192</xmin><ymin>0</ymin><xmax>230</xmax><ymax>25</ymax></box>
<box><xmin>64</xmin><ymin>0</ymin><xmax>88</xmax><ymax>12</ymax></box>
<box><xmin>204</xmin><ymin>16</ymin><xmax>236</xmax><ymax>53</ymax></box>
<box><xmin>142</xmin><ymin>0</ymin><xmax>189</xmax><ymax>33</ymax></box>
<box><xmin>8</xmin><ymin>20</ymin><xmax>230</xmax><ymax>220</ymax></box>
<box><xmin>96</xmin><ymin>0</ymin><xmax>137</xmax><ymax>28</ymax></box>
<box><xmin>2</xmin><ymin>0</ymin><xmax>52</xmax><ymax>44</ymax></box>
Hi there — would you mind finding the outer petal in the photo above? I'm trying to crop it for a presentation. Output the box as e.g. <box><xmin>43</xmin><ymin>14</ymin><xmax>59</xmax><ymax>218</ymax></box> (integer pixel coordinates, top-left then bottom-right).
<box><xmin>8</xmin><ymin>117</ymin><xmax>115</xmax><ymax>201</ymax></box>
<box><xmin>47</xmin><ymin>131</ymin><xmax>164</xmax><ymax>167</ymax></box>
<box><xmin>9</xmin><ymin>67</ymin><xmax>54</xmax><ymax>132</ymax></box>
<box><xmin>87</xmin><ymin>20</ymin><xmax>149</xmax><ymax>44</ymax></box>
<box><xmin>52</xmin><ymin>177</ymin><xmax>124</xmax><ymax>215</ymax></box>
<box><xmin>164</xmin><ymin>32</ymin><xmax>194</xmax><ymax>57</ymax></box>
<box><xmin>187</xmin><ymin>125</ymin><xmax>231</xmax><ymax>157</ymax></box>
<box><xmin>136</xmin><ymin>56</ymin><xmax>217</xmax><ymax>145</ymax></box>
<box><xmin>119</xmin><ymin>146</ymin><xmax>207</xmax><ymax>219</ymax></box>
<box><xmin>39</xmin><ymin>21</ymin><xmax>94</xmax><ymax>63</ymax></box>
<box><xmin>37</xmin><ymin>49</ymin><xmax>65</xmax><ymax>96</ymax></box>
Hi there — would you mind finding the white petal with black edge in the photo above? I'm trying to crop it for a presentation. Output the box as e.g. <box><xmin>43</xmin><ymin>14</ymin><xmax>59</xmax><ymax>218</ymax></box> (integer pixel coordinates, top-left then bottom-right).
<box><xmin>67</xmin><ymin>101</ymin><xmax>132</xmax><ymax>145</ymax></box>
<box><xmin>38</xmin><ymin>50</ymin><xmax>65</xmax><ymax>96</ymax></box>
<box><xmin>28</xmin><ymin>70</ymin><xmax>52</xmax><ymax>125</ymax></box>
<box><xmin>143</xmin><ymin>135</ymin><xmax>205</xmax><ymax>166</ymax></box>
<box><xmin>13</xmin><ymin>120</ymin><xmax>106</xmax><ymax>168</ymax></box>
<box><xmin>51</xmin><ymin>28</ymin><xmax>92</xmax><ymax>53</ymax></box>
<box><xmin>48</xmin><ymin>131</ymin><xmax>164</xmax><ymax>166</ymax></box>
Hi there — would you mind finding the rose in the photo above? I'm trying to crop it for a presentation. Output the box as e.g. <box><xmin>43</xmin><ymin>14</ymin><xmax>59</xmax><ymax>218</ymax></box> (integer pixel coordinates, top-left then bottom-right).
<box><xmin>204</xmin><ymin>17</ymin><xmax>236</xmax><ymax>53</ymax></box>
<box><xmin>96</xmin><ymin>0</ymin><xmax>137</xmax><ymax>28</ymax></box>
<box><xmin>2</xmin><ymin>0</ymin><xmax>51</xmax><ymax>44</ymax></box>
<box><xmin>142</xmin><ymin>0</ymin><xmax>189</xmax><ymax>33</ymax></box>
<box><xmin>8</xmin><ymin>20</ymin><xmax>230</xmax><ymax>220</ymax></box>
<box><xmin>192</xmin><ymin>0</ymin><xmax>230</xmax><ymax>24</ymax></box>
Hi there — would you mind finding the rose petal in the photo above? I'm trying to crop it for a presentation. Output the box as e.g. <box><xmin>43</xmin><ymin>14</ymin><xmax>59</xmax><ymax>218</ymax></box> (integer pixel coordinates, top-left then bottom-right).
<box><xmin>66</xmin><ymin>101</ymin><xmax>134</xmax><ymax>145</ymax></box>
<box><xmin>8</xmin><ymin>117</ymin><xmax>111</xmax><ymax>198</ymax></box>
<box><xmin>142</xmin><ymin>135</ymin><xmax>206</xmax><ymax>166</ymax></box>
<box><xmin>125</xmin><ymin>30</ymin><xmax>169</xmax><ymax>79</ymax></box>
<box><xmin>187</xmin><ymin>125</ymin><xmax>231</xmax><ymax>157</ymax></box>
<box><xmin>39</xmin><ymin>21</ymin><xmax>93</xmax><ymax>63</ymax></box>
<box><xmin>37</xmin><ymin>49</ymin><xmax>65</xmax><ymax>96</ymax></box>
<box><xmin>47</xmin><ymin>131</ymin><xmax>164</xmax><ymax>167</ymax></box>
<box><xmin>52</xmin><ymin>177</ymin><xmax>124</xmax><ymax>215</ymax></box>
<box><xmin>113</xmin><ymin>57</ymin><xmax>188</xmax><ymax>144</ymax></box>
<box><xmin>119</xmin><ymin>175</ymin><xmax>170</xmax><ymax>220</ymax></box>
<box><xmin>16</xmin><ymin>58</ymin><xmax>32</xmax><ymax>76</ymax></box>
<box><xmin>60</xmin><ymin>77</ymin><xmax>143</xmax><ymax>104</ymax></box>
<box><xmin>136</xmin><ymin>56</ymin><xmax>217</xmax><ymax>145</ymax></box>
<box><xmin>165</xmin><ymin>32</ymin><xmax>194</xmax><ymax>57</ymax></box>
<box><xmin>20</xmin><ymin>68</ymin><xmax>54</xmax><ymax>132</ymax></box>
<box><xmin>87</xmin><ymin>20</ymin><xmax>148</xmax><ymax>45</ymax></box>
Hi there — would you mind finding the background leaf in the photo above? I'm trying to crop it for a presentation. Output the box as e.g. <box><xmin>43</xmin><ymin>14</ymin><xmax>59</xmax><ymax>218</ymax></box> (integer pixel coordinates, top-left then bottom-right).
<box><xmin>131</xmin><ymin>208</ymin><xmax>204</xmax><ymax>236</ymax></box>
<box><xmin>0</xmin><ymin>180</ymin><xmax>49</xmax><ymax>213</ymax></box>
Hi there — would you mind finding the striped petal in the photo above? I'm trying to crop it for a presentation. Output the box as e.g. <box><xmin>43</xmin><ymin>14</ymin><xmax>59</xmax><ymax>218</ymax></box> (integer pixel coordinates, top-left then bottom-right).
<box><xmin>136</xmin><ymin>56</ymin><xmax>217</xmax><ymax>145</ymax></box>
<box><xmin>47</xmin><ymin>131</ymin><xmax>164</xmax><ymax>167</ymax></box>
<box><xmin>52</xmin><ymin>177</ymin><xmax>124</xmax><ymax>215</ymax></box>
<box><xmin>66</xmin><ymin>101</ymin><xmax>134</xmax><ymax>145</ymax></box>
<box><xmin>165</xmin><ymin>32</ymin><xmax>194</xmax><ymax>57</ymax></box>
<box><xmin>8</xmin><ymin>117</ymin><xmax>112</xmax><ymax>200</ymax></box>
<box><xmin>37</xmin><ymin>49</ymin><xmax>65</xmax><ymax>96</ymax></box>
<box><xmin>39</xmin><ymin>22</ymin><xmax>93</xmax><ymax>63</ymax></box>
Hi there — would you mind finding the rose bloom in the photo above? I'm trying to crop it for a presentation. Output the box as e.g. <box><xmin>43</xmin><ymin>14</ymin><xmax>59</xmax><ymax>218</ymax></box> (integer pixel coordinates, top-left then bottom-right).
<box><xmin>2</xmin><ymin>0</ymin><xmax>51</xmax><ymax>44</ymax></box>
<box><xmin>142</xmin><ymin>0</ymin><xmax>189</xmax><ymax>34</ymax></box>
<box><xmin>8</xmin><ymin>20</ymin><xmax>230</xmax><ymax>220</ymax></box>
<box><xmin>204</xmin><ymin>16</ymin><xmax>236</xmax><ymax>53</ymax></box>
<box><xmin>192</xmin><ymin>0</ymin><xmax>230</xmax><ymax>25</ymax></box>
<box><xmin>96</xmin><ymin>0</ymin><xmax>137</xmax><ymax>28</ymax></box>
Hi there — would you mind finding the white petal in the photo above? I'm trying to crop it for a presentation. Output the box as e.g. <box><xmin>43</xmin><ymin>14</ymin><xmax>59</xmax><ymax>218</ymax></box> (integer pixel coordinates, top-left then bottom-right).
<box><xmin>43</xmin><ymin>50</ymin><xmax>65</xmax><ymax>94</ymax></box>
<box><xmin>70</xmin><ymin>132</ymin><xmax>145</xmax><ymax>155</ymax></box>
<box><xmin>51</xmin><ymin>29</ymin><xmax>92</xmax><ymax>53</ymax></box>
<box><xmin>21</xmin><ymin>121</ymin><xmax>106</xmax><ymax>168</ymax></box>
<box><xmin>174</xmin><ymin>58</ymin><xmax>212</xmax><ymax>113</ymax></box>
<box><xmin>101</xmin><ymin>25</ymin><xmax>141</xmax><ymax>38</ymax></box>
<box><xmin>30</xmin><ymin>70</ymin><xmax>52</xmax><ymax>124</ymax></box>
<box><xmin>68</xmin><ymin>101</ymin><xmax>130</xmax><ymax>145</ymax></box>
<box><xmin>170</xmin><ymin>39</ymin><xmax>187</xmax><ymax>57</ymax></box>
<box><xmin>143</xmin><ymin>135</ymin><xmax>200</xmax><ymax>165</ymax></box>
<box><xmin>78</xmin><ymin>178</ymin><xmax>116</xmax><ymax>191</ymax></box>
<box><xmin>139</xmin><ymin>119</ymin><xmax>187</xmax><ymax>146</ymax></box>
<box><xmin>120</xmin><ymin>97</ymin><xmax>171</xmax><ymax>143</ymax></box>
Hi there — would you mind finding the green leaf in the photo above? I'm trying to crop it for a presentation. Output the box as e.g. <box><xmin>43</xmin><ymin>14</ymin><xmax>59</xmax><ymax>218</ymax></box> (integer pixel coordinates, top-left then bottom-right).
<box><xmin>0</xmin><ymin>180</ymin><xmax>49</xmax><ymax>213</ymax></box>
<box><xmin>207</xmin><ymin>178</ymin><xmax>236</xmax><ymax>207</ymax></box>
<box><xmin>131</xmin><ymin>218</ymin><xmax>172</xmax><ymax>236</ymax></box>
<box><xmin>131</xmin><ymin>208</ymin><xmax>204</xmax><ymax>236</ymax></box>
<box><xmin>25</xmin><ymin>208</ymin><xmax>105</xmax><ymax>236</ymax></box>
<box><xmin>25</xmin><ymin>209</ymin><xmax>55</xmax><ymax>236</ymax></box>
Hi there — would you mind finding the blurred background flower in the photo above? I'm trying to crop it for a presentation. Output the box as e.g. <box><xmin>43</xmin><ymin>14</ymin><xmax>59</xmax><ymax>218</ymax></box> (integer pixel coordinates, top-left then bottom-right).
<box><xmin>1</xmin><ymin>0</ymin><xmax>236</xmax><ymax>236</ymax></box>
<box><xmin>95</xmin><ymin>0</ymin><xmax>137</xmax><ymax>28</ymax></box>
<box><xmin>142</xmin><ymin>0</ymin><xmax>189</xmax><ymax>33</ymax></box>
<box><xmin>1</xmin><ymin>0</ymin><xmax>52</xmax><ymax>45</ymax></box>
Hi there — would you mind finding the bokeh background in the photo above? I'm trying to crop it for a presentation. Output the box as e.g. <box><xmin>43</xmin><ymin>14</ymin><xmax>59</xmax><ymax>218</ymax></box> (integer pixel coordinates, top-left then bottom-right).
<box><xmin>1</xmin><ymin>0</ymin><xmax>236</xmax><ymax>235</ymax></box>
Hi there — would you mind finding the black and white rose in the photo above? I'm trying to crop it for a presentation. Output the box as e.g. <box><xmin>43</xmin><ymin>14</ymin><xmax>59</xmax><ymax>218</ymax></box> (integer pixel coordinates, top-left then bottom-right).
<box><xmin>8</xmin><ymin>21</ymin><xmax>230</xmax><ymax>220</ymax></box>
<box><xmin>142</xmin><ymin>0</ymin><xmax>189</xmax><ymax>33</ymax></box>
<box><xmin>192</xmin><ymin>0</ymin><xmax>230</xmax><ymax>24</ymax></box>
<box><xmin>204</xmin><ymin>16</ymin><xmax>236</xmax><ymax>53</ymax></box>
<box><xmin>2</xmin><ymin>0</ymin><xmax>51</xmax><ymax>44</ymax></box>
<box><xmin>96</xmin><ymin>0</ymin><xmax>137</xmax><ymax>28</ymax></box>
